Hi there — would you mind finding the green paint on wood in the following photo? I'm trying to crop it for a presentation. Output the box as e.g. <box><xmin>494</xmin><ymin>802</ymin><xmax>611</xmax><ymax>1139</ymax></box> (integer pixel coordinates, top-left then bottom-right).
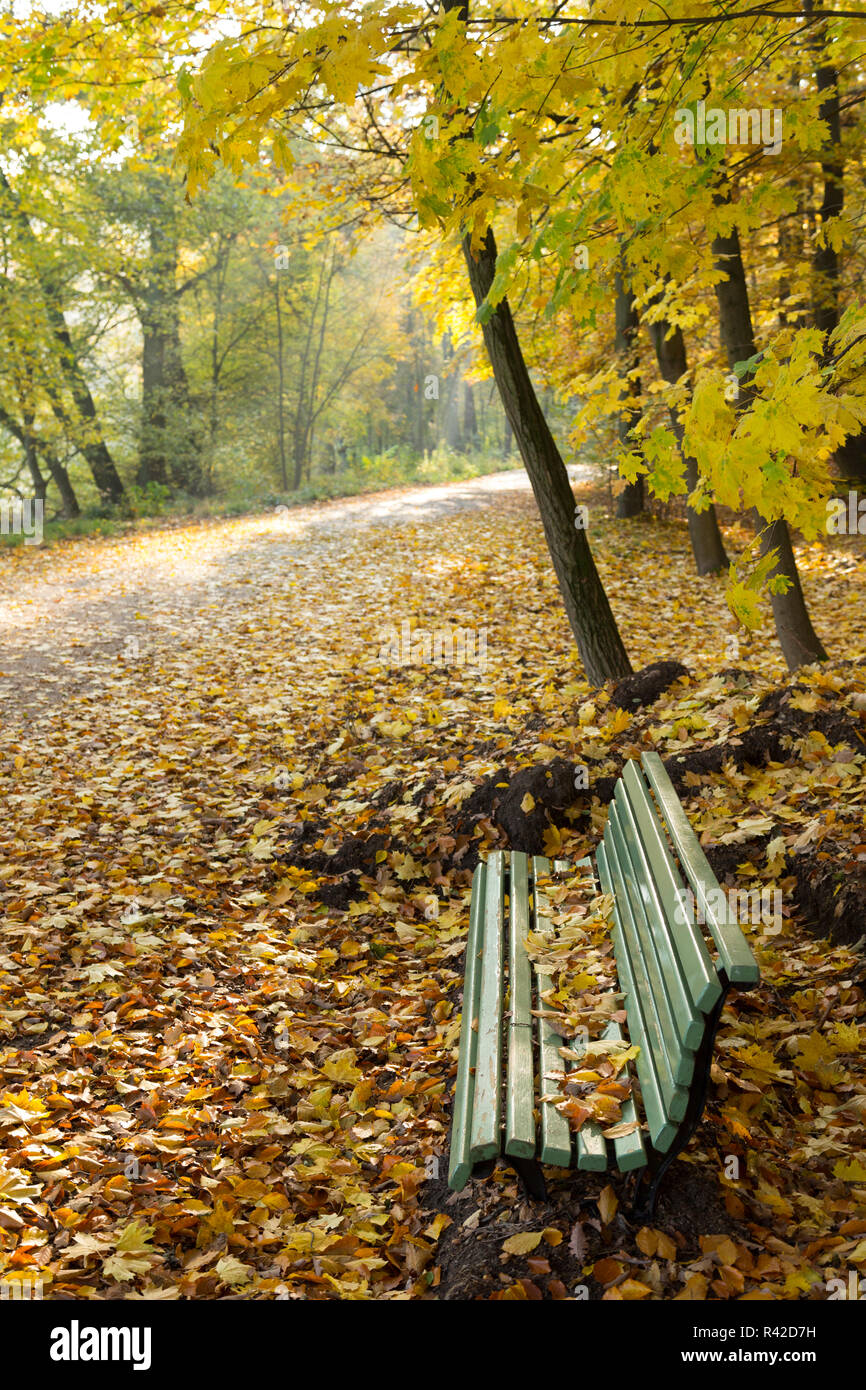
<box><xmin>620</xmin><ymin>760</ymin><xmax>721</xmax><ymax>1014</ymax></box>
<box><xmin>505</xmin><ymin>851</ymin><xmax>536</xmax><ymax>1159</ymax></box>
<box><xmin>468</xmin><ymin>850</ymin><xmax>505</xmax><ymax>1163</ymax></box>
<box><xmin>606</xmin><ymin>804</ymin><xmax>693</xmax><ymax>1093</ymax></box>
<box><xmin>598</xmin><ymin>840</ymin><xmax>681</xmax><ymax>1151</ymax></box>
<box><xmin>532</xmin><ymin>855</ymin><xmax>573</xmax><ymax>1168</ymax></box>
<box><xmin>603</xmin><ymin>1018</ymin><xmax>648</xmax><ymax>1173</ymax></box>
<box><xmin>641</xmin><ymin>753</ymin><xmax>760</xmax><ymax>985</ymax></box>
<box><xmin>614</xmin><ymin>776</ymin><xmax>706</xmax><ymax>1050</ymax></box>
<box><xmin>448</xmin><ymin>864</ymin><xmax>488</xmax><ymax>1190</ymax></box>
<box><xmin>608</xmin><ymin>791</ymin><xmax>696</xmax><ymax>1086</ymax></box>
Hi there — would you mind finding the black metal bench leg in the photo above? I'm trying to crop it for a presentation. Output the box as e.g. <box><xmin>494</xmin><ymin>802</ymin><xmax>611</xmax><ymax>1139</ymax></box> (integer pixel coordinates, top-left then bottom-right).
<box><xmin>632</xmin><ymin>1156</ymin><xmax>669</xmax><ymax>1221</ymax></box>
<box><xmin>470</xmin><ymin>1158</ymin><xmax>496</xmax><ymax>1181</ymax></box>
<box><xmin>630</xmin><ymin>981</ymin><xmax>730</xmax><ymax>1222</ymax></box>
<box><xmin>507</xmin><ymin>1156</ymin><xmax>548</xmax><ymax>1201</ymax></box>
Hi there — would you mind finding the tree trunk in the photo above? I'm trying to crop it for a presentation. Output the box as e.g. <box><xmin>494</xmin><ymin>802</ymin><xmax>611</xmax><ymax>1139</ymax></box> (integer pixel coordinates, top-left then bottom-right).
<box><xmin>416</xmin><ymin>367</ymin><xmax>426</xmax><ymax>455</ymax></box>
<box><xmin>38</xmin><ymin>303</ymin><xmax>125</xmax><ymax>506</ymax></box>
<box><xmin>806</xmin><ymin>6</ymin><xmax>866</xmax><ymax>484</ymax></box>
<box><xmin>443</xmin><ymin>374</ymin><xmax>462</xmax><ymax>450</ymax></box>
<box><xmin>21</xmin><ymin>416</ymin><xmax>48</xmax><ymax>503</ymax></box>
<box><xmin>292</xmin><ymin>428</ymin><xmax>304</xmax><ymax>490</ymax></box>
<box><xmin>0</xmin><ymin>166</ymin><xmax>126</xmax><ymax>506</ymax></box>
<box><xmin>0</xmin><ymin>404</ymin><xmax>80</xmax><ymax>517</ymax></box>
<box><xmin>464</xmin><ymin>380</ymin><xmax>478</xmax><ymax>448</ymax></box>
<box><xmin>138</xmin><ymin>309</ymin><xmax>202</xmax><ymax>494</ymax></box>
<box><xmin>647</xmin><ymin>315</ymin><xmax>729</xmax><ymax>574</ymax></box>
<box><xmin>205</xmin><ymin>237</ymin><xmax>232</xmax><ymax>496</ymax></box>
<box><xmin>274</xmin><ymin>279</ymin><xmax>288</xmax><ymax>490</ymax></box>
<box><xmin>462</xmin><ymin>226</ymin><xmax>632</xmax><ymax>683</ymax></box>
<box><xmin>712</xmin><ymin>221</ymin><xmax>828</xmax><ymax>667</ymax></box>
<box><xmin>809</xmin><ymin>12</ymin><xmax>843</xmax><ymax>336</ymax></box>
<box><xmin>43</xmin><ymin>450</ymin><xmax>80</xmax><ymax>518</ymax></box>
<box><xmin>613</xmin><ymin>269</ymin><xmax>645</xmax><ymax>518</ymax></box>
<box><xmin>137</xmin><ymin>319</ymin><xmax>171</xmax><ymax>488</ymax></box>
<box><xmin>136</xmin><ymin>217</ymin><xmax>203</xmax><ymax>497</ymax></box>
<box><xmin>441</xmin><ymin>333</ymin><xmax>463</xmax><ymax>451</ymax></box>
<box><xmin>22</xmin><ymin>397</ymin><xmax>80</xmax><ymax>517</ymax></box>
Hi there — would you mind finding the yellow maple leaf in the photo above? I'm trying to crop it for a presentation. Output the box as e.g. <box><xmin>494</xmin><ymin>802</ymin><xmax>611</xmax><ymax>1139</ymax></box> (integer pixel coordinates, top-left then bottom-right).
<box><xmin>834</xmin><ymin>1159</ymin><xmax>866</xmax><ymax>1182</ymax></box>
<box><xmin>424</xmin><ymin>1213</ymin><xmax>452</xmax><ymax>1241</ymax></box>
<box><xmin>322</xmin><ymin>1049</ymin><xmax>362</xmax><ymax>1084</ymax></box>
<box><xmin>605</xmin><ymin>707</ymin><xmax>632</xmax><ymax>737</ymax></box>
<box><xmin>542</xmin><ymin>824</ymin><xmax>564</xmax><ymax>857</ymax></box>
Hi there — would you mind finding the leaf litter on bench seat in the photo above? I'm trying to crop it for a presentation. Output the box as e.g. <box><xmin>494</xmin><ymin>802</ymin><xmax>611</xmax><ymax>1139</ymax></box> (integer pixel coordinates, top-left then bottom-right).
<box><xmin>525</xmin><ymin>868</ymin><xmax>644</xmax><ymax>1136</ymax></box>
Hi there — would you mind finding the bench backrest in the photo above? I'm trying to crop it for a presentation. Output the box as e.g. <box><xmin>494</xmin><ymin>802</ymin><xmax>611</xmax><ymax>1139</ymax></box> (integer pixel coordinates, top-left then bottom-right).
<box><xmin>595</xmin><ymin>752</ymin><xmax>759</xmax><ymax>1152</ymax></box>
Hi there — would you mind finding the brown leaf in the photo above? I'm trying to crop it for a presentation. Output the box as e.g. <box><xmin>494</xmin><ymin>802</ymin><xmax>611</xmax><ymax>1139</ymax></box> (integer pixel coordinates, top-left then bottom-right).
<box><xmin>598</xmin><ymin>1184</ymin><xmax>618</xmax><ymax>1225</ymax></box>
<box><xmin>592</xmin><ymin>1257</ymin><xmax>624</xmax><ymax>1285</ymax></box>
<box><xmin>568</xmin><ymin>1220</ymin><xmax>588</xmax><ymax>1262</ymax></box>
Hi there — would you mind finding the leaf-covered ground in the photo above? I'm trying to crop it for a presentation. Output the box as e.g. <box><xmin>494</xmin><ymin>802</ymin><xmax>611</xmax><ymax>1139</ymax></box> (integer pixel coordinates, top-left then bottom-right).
<box><xmin>1</xmin><ymin>471</ymin><xmax>864</xmax><ymax>1300</ymax></box>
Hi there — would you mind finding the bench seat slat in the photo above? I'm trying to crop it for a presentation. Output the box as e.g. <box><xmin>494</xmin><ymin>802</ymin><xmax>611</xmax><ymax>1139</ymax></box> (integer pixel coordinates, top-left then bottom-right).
<box><xmin>468</xmin><ymin>850</ymin><xmax>505</xmax><ymax>1163</ymax></box>
<box><xmin>613</xmin><ymin>780</ymin><xmax>705</xmax><ymax>1054</ymax></box>
<box><xmin>603</xmin><ymin>1018</ymin><xmax>648</xmax><ymax>1172</ymax></box>
<box><xmin>576</xmin><ymin>1121</ymin><xmax>608</xmax><ymax>1170</ymax></box>
<box><xmin>598</xmin><ymin>839</ymin><xmax>684</xmax><ymax>1150</ymax></box>
<box><xmin>641</xmin><ymin>753</ymin><xmax>761</xmax><ymax>986</ymax></box>
<box><xmin>505</xmin><ymin>851</ymin><xmax>536</xmax><ymax>1159</ymax></box>
<box><xmin>532</xmin><ymin>855</ymin><xmax>573</xmax><ymax>1168</ymax></box>
<box><xmin>447</xmin><ymin>863</ymin><xmax>488</xmax><ymax>1190</ymax></box>
<box><xmin>550</xmin><ymin>857</ymin><xmax>601</xmax><ymax>1170</ymax></box>
<box><xmin>620</xmin><ymin>761</ymin><xmax>722</xmax><ymax>1014</ymax></box>
<box><xmin>563</xmin><ymin>865</ymin><xmax>645</xmax><ymax>1174</ymax></box>
<box><xmin>574</xmin><ymin>1015</ymin><xmax>615</xmax><ymax>1172</ymax></box>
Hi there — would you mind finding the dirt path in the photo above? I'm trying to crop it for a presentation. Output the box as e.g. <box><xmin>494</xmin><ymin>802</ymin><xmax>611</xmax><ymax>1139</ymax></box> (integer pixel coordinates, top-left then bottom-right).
<box><xmin>3</xmin><ymin>468</ymin><xmax>594</xmax><ymax>726</ymax></box>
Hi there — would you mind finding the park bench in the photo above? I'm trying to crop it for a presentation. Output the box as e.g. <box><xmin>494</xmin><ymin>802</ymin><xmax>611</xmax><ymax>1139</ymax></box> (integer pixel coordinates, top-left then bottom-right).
<box><xmin>447</xmin><ymin>752</ymin><xmax>760</xmax><ymax>1217</ymax></box>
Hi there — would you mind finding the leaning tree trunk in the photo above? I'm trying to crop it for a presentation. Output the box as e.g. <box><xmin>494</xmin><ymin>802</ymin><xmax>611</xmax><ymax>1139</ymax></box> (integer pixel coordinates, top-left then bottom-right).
<box><xmin>42</xmin><ymin>448</ymin><xmax>80</xmax><ymax>518</ymax></box>
<box><xmin>442</xmin><ymin>0</ymin><xmax>629</xmax><ymax>683</ymax></box>
<box><xmin>20</xmin><ymin>417</ymin><xmax>47</xmax><ymax>503</ymax></box>
<box><xmin>613</xmin><ymin>269</ymin><xmax>645</xmax><ymax>518</ymax></box>
<box><xmin>43</xmin><ymin>308</ymin><xmax>126</xmax><ymax>506</ymax></box>
<box><xmin>647</xmin><ymin>315</ymin><xmax>729</xmax><ymax>575</ymax></box>
<box><xmin>712</xmin><ymin>222</ymin><xmax>827</xmax><ymax>668</ymax></box>
<box><xmin>0</xmin><ymin>403</ymin><xmax>80</xmax><ymax>517</ymax></box>
<box><xmin>22</xmin><ymin>404</ymin><xmax>80</xmax><ymax>515</ymax></box>
<box><xmin>462</xmin><ymin>226</ymin><xmax>632</xmax><ymax>682</ymax></box>
<box><xmin>0</xmin><ymin>166</ymin><xmax>126</xmax><ymax>507</ymax></box>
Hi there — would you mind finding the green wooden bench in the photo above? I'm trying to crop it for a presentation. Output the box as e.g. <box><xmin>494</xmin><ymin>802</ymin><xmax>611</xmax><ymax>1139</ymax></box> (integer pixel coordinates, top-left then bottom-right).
<box><xmin>447</xmin><ymin>752</ymin><xmax>760</xmax><ymax>1217</ymax></box>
